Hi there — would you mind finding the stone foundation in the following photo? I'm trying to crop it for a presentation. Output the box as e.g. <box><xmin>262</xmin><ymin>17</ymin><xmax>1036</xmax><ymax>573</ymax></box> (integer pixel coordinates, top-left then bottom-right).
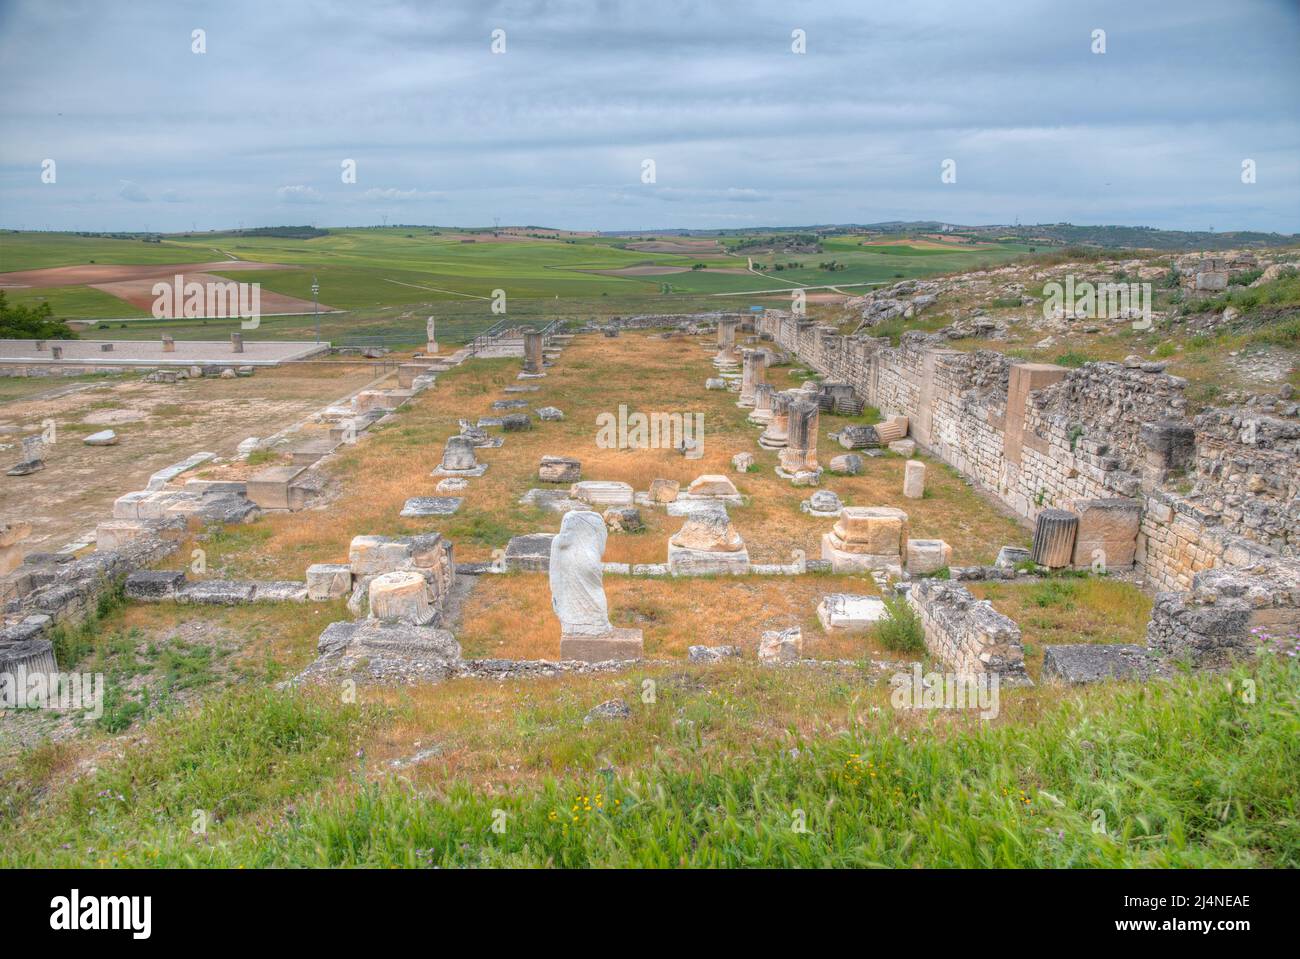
<box><xmin>908</xmin><ymin>578</ymin><xmax>1031</xmax><ymax>685</ymax></box>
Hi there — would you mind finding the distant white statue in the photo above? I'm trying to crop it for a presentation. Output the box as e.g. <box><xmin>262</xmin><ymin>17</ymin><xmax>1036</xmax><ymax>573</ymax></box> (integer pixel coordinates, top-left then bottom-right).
<box><xmin>426</xmin><ymin>316</ymin><xmax>436</xmax><ymax>341</ymax></box>
<box><xmin>549</xmin><ymin>510</ymin><xmax>611</xmax><ymax>636</ymax></box>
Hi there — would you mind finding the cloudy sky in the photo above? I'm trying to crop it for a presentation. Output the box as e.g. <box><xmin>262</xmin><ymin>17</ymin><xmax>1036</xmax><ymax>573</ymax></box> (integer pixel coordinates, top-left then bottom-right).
<box><xmin>1</xmin><ymin>0</ymin><xmax>1298</xmax><ymax>234</ymax></box>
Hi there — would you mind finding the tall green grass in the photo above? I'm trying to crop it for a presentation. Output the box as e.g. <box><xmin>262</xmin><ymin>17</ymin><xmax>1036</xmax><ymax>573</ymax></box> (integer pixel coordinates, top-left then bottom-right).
<box><xmin>3</xmin><ymin>656</ymin><xmax>1294</xmax><ymax>867</ymax></box>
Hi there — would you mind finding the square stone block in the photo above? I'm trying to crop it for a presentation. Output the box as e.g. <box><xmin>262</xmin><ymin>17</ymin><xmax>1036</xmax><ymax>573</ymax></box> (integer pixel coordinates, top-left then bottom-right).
<box><xmin>817</xmin><ymin>594</ymin><xmax>887</xmax><ymax>632</ymax></box>
<box><xmin>560</xmin><ymin>627</ymin><xmax>644</xmax><ymax>663</ymax></box>
<box><xmin>1071</xmin><ymin>498</ymin><xmax>1140</xmax><ymax>569</ymax></box>
<box><xmin>570</xmin><ymin>480</ymin><xmax>634</xmax><ymax>507</ymax></box>
<box><xmin>306</xmin><ymin>563</ymin><xmax>352</xmax><ymax>601</ymax></box>
<box><xmin>821</xmin><ymin>533</ymin><xmax>901</xmax><ymax>573</ymax></box>
<box><xmin>831</xmin><ymin>506</ymin><xmax>909</xmax><ymax>554</ymax></box>
<box><xmin>906</xmin><ymin>538</ymin><xmax>952</xmax><ymax>574</ymax></box>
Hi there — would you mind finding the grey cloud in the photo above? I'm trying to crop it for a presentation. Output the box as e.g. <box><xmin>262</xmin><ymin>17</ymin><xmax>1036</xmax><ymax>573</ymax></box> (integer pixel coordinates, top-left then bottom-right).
<box><xmin>0</xmin><ymin>0</ymin><xmax>1296</xmax><ymax>232</ymax></box>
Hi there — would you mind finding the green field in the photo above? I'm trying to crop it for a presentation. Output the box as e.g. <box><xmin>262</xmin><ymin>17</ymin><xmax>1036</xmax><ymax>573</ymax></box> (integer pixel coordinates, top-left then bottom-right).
<box><xmin>0</xmin><ymin>228</ymin><xmax>1033</xmax><ymax>344</ymax></box>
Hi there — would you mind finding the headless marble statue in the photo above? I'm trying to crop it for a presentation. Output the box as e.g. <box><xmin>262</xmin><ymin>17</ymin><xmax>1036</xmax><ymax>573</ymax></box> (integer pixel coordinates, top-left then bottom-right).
<box><xmin>549</xmin><ymin>510</ymin><xmax>611</xmax><ymax>636</ymax></box>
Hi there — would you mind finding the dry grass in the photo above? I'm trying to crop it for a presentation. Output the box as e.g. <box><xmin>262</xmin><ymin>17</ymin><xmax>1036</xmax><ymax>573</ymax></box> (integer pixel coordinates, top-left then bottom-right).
<box><xmin>969</xmin><ymin>576</ymin><xmax>1153</xmax><ymax>680</ymax></box>
<box><xmin>200</xmin><ymin>331</ymin><xmax>1027</xmax><ymax>581</ymax></box>
<box><xmin>455</xmin><ymin>570</ymin><xmax>894</xmax><ymax>661</ymax></box>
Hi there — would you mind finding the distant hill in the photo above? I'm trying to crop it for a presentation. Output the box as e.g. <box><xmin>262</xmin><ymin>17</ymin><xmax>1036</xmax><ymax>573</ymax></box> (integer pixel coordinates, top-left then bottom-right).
<box><xmin>606</xmin><ymin>222</ymin><xmax>1298</xmax><ymax>251</ymax></box>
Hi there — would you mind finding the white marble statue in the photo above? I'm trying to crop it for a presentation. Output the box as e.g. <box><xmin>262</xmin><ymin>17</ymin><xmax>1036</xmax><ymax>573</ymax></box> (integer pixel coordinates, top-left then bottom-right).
<box><xmin>549</xmin><ymin>509</ymin><xmax>611</xmax><ymax>636</ymax></box>
<box><xmin>426</xmin><ymin>315</ymin><xmax>436</xmax><ymax>341</ymax></box>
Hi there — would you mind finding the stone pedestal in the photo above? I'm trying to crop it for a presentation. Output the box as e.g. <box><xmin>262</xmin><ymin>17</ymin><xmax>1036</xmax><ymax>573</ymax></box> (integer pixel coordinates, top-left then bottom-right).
<box><xmin>737</xmin><ymin>350</ymin><xmax>766</xmax><ymax>408</ymax></box>
<box><xmin>820</xmin><ymin>506</ymin><xmax>908</xmax><ymax>573</ymax></box>
<box><xmin>571</xmin><ymin>480</ymin><xmax>634</xmax><ymax>506</ymax></box>
<box><xmin>433</xmin><ymin>435</ymin><xmax>488</xmax><ymax>477</ymax></box>
<box><xmin>903</xmin><ymin>459</ymin><xmax>926</xmax><ymax>499</ymax></box>
<box><xmin>162</xmin><ymin>335</ymin><xmax>175</xmax><ymax>353</ymax></box>
<box><xmin>776</xmin><ymin>400</ymin><xmax>820</xmax><ymax>481</ymax></box>
<box><xmin>906</xmin><ymin>538</ymin><xmax>952</xmax><ymax>574</ymax></box>
<box><xmin>560</xmin><ymin>628</ymin><xmax>644</xmax><ymax>662</ymax></box>
<box><xmin>368</xmin><ymin>570</ymin><xmax>435</xmax><ymax>625</ymax></box>
<box><xmin>231</xmin><ymin>332</ymin><xmax>244</xmax><ymax>353</ymax></box>
<box><xmin>748</xmin><ymin>383</ymin><xmax>775</xmax><ymax>425</ymax></box>
<box><xmin>1031</xmin><ymin>509</ymin><xmax>1079</xmax><ymax>568</ymax></box>
<box><xmin>523</xmin><ymin>331</ymin><xmax>544</xmax><ymax>374</ymax></box>
<box><xmin>714</xmin><ymin>316</ymin><xmax>741</xmax><ymax>366</ymax></box>
<box><xmin>759</xmin><ymin>392</ymin><xmax>792</xmax><ymax>449</ymax></box>
<box><xmin>667</xmin><ymin>504</ymin><xmax>749</xmax><ymax>575</ymax></box>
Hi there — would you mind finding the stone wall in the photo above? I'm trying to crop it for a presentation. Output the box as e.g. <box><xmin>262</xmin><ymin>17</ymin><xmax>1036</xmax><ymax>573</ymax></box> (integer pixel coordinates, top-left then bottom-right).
<box><xmin>755</xmin><ymin>311</ymin><xmax>1300</xmax><ymax>594</ymax></box>
<box><xmin>907</xmin><ymin>579</ymin><xmax>1031</xmax><ymax>685</ymax></box>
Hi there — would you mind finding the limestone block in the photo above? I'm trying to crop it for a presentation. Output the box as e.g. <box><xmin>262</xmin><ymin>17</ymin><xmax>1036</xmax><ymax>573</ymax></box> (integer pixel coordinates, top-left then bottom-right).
<box><xmin>125</xmin><ymin>569</ymin><xmax>186</xmax><ymax>601</ymax></box>
<box><xmin>1195</xmin><ymin>271</ymin><xmax>1228</xmax><ymax>291</ymax></box>
<box><xmin>995</xmin><ymin>545</ymin><xmax>1032</xmax><ymax>569</ymax></box>
<box><xmin>1042</xmin><ymin>644</ymin><xmax>1169</xmax><ymax>684</ymax></box>
<box><xmin>539</xmin><ymin>455</ymin><xmax>581</xmax><ymax>483</ymax></box>
<box><xmin>758</xmin><ymin>626</ymin><xmax>802</xmax><ymax>663</ymax></box>
<box><xmin>820</xmin><ymin>534</ymin><xmax>903</xmax><ymax>574</ymax></box>
<box><xmin>349</xmin><ymin>535</ymin><xmax>412</xmax><ymax>576</ymax></box>
<box><xmin>670</xmin><ymin>505</ymin><xmax>744</xmax><ymax>552</ymax></box>
<box><xmin>368</xmin><ymin>570</ymin><xmax>436</xmax><ymax>625</ymax></box>
<box><xmin>96</xmin><ymin>520</ymin><xmax>151</xmax><ymax>552</ymax></box>
<box><xmin>648</xmin><ymin>478</ymin><xmax>680</xmax><ymax>503</ymax></box>
<box><xmin>667</xmin><ymin>544</ymin><xmax>750</xmax><ymax>575</ymax></box>
<box><xmin>903</xmin><ymin>459</ymin><xmax>926</xmax><ymax>499</ymax></box>
<box><xmin>400</xmin><ymin>496</ymin><xmax>462</xmax><ymax>517</ymax></box>
<box><xmin>816</xmin><ymin>594</ymin><xmax>886</xmax><ymax>632</ymax></box>
<box><xmin>504</xmin><ymin>533</ymin><xmax>555</xmax><ymax>572</ymax></box>
<box><xmin>875</xmin><ymin>414</ymin><xmax>909</xmax><ymax>444</ymax></box>
<box><xmin>560</xmin><ymin>628</ymin><xmax>644</xmax><ymax>663</ymax></box>
<box><xmin>829</xmin><ymin>453</ymin><xmax>863</xmax><ymax>475</ymax></box>
<box><xmin>833</xmin><ymin>506</ymin><xmax>909</xmax><ymax>554</ymax></box>
<box><xmin>686</xmin><ymin>474</ymin><xmax>740</xmax><ymax>498</ymax></box>
<box><xmin>800</xmin><ymin>490</ymin><xmax>842</xmax><ymax>517</ymax></box>
<box><xmin>306</xmin><ymin>563</ymin><xmax>352</xmax><ymax>601</ymax></box>
<box><xmin>888</xmin><ymin>439</ymin><xmax>916</xmax><ymax>457</ymax></box>
<box><xmin>1070</xmin><ymin>498</ymin><xmax>1140</xmax><ymax>569</ymax></box>
<box><xmin>433</xmin><ymin>435</ymin><xmax>486</xmax><ymax>476</ymax></box>
<box><xmin>247</xmin><ymin>466</ymin><xmax>309</xmax><ymax>511</ymax></box>
<box><xmin>84</xmin><ymin>429</ymin><xmax>118</xmax><ymax>446</ymax></box>
<box><xmin>570</xmin><ymin>480</ymin><xmax>634</xmax><ymax>507</ymax></box>
<box><xmin>732</xmin><ymin>452</ymin><xmax>754</xmax><ymax>472</ymax></box>
<box><xmin>906</xmin><ymin>538</ymin><xmax>952</xmax><ymax>574</ymax></box>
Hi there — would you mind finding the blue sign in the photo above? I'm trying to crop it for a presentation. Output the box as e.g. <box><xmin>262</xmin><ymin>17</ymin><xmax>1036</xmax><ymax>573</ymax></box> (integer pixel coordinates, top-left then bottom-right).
<box><xmin>749</xmin><ymin>305</ymin><xmax>764</xmax><ymax>313</ymax></box>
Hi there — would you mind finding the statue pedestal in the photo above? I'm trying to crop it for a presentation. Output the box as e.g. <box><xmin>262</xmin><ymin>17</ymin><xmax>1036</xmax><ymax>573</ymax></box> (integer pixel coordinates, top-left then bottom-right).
<box><xmin>560</xmin><ymin>627</ymin><xmax>644</xmax><ymax>663</ymax></box>
<box><xmin>426</xmin><ymin>340</ymin><xmax>440</xmax><ymax>355</ymax></box>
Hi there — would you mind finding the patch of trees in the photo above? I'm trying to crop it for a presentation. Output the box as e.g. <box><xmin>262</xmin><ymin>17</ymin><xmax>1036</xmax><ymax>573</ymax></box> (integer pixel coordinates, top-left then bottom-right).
<box><xmin>233</xmin><ymin>226</ymin><xmax>329</xmax><ymax>239</ymax></box>
<box><xmin>733</xmin><ymin>234</ymin><xmax>822</xmax><ymax>254</ymax></box>
<box><xmin>0</xmin><ymin>292</ymin><xmax>77</xmax><ymax>340</ymax></box>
